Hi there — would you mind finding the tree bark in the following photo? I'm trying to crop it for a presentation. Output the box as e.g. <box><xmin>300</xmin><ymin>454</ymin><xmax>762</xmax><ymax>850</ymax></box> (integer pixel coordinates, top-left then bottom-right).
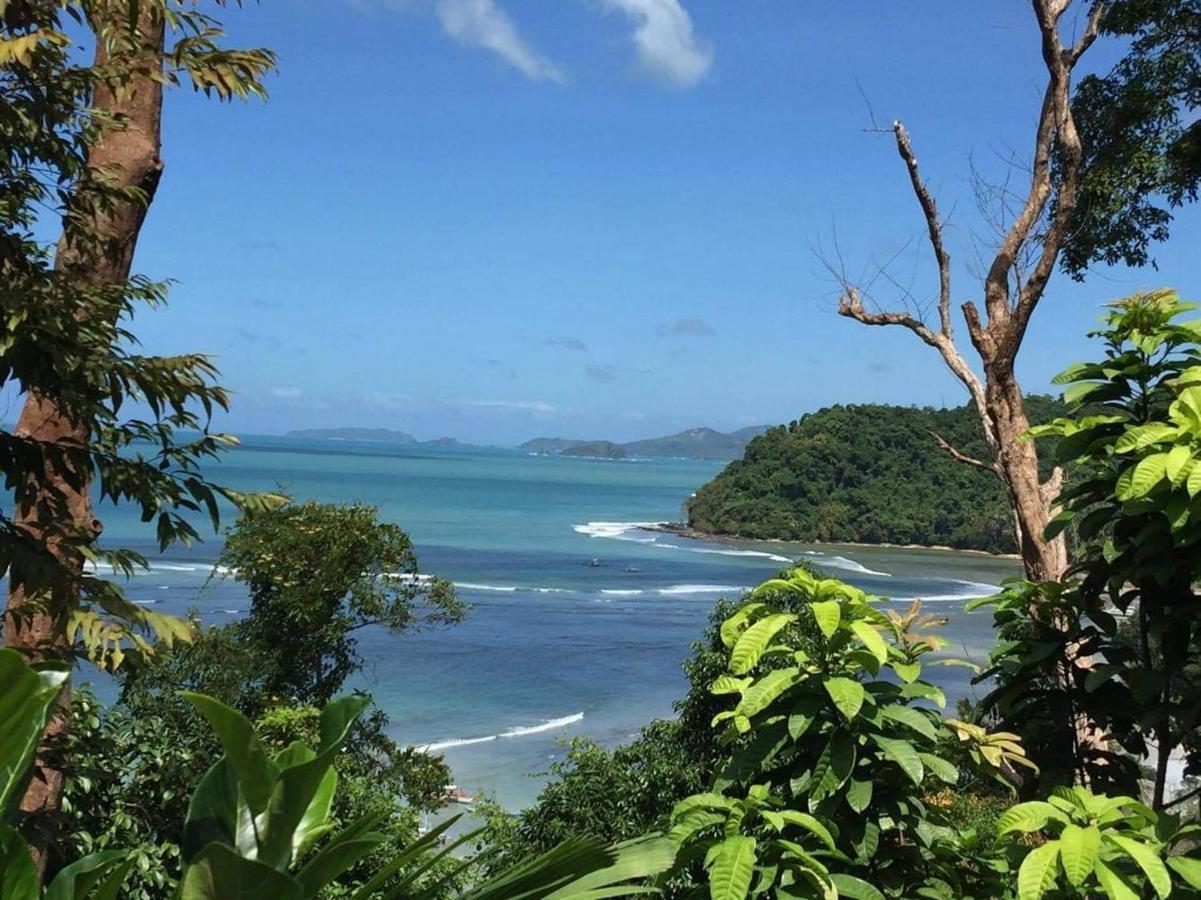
<box><xmin>983</xmin><ymin>369</ymin><xmax>1068</xmax><ymax>582</ymax></box>
<box><xmin>4</xmin><ymin>2</ymin><xmax>164</xmax><ymax>874</ymax></box>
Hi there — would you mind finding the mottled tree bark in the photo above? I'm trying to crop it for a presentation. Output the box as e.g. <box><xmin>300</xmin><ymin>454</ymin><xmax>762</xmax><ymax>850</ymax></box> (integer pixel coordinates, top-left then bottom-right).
<box><xmin>5</xmin><ymin>2</ymin><xmax>164</xmax><ymax>872</ymax></box>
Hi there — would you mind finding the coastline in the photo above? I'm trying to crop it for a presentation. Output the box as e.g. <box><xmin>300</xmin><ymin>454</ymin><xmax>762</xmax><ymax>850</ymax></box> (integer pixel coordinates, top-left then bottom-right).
<box><xmin>644</xmin><ymin>521</ymin><xmax>1022</xmax><ymax>561</ymax></box>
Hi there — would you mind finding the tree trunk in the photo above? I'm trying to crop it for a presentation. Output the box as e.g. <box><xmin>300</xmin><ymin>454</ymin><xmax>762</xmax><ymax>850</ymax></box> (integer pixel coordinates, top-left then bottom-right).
<box><xmin>4</xmin><ymin>3</ymin><xmax>165</xmax><ymax>875</ymax></box>
<box><xmin>984</xmin><ymin>369</ymin><xmax>1068</xmax><ymax>581</ymax></box>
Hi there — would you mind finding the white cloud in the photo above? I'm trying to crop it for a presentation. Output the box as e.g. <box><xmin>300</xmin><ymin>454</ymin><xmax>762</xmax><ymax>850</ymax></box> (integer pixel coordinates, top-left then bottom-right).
<box><xmin>599</xmin><ymin>0</ymin><xmax>712</xmax><ymax>88</ymax></box>
<box><xmin>270</xmin><ymin>386</ymin><xmax>305</xmax><ymax>400</ymax></box>
<box><xmin>434</xmin><ymin>0</ymin><xmax>564</xmax><ymax>83</ymax></box>
<box><xmin>464</xmin><ymin>399</ymin><xmax>559</xmax><ymax>414</ymax></box>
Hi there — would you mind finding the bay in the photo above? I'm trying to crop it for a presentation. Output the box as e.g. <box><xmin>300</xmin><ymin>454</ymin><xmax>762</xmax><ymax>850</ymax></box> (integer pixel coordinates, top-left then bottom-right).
<box><xmin>90</xmin><ymin>436</ymin><xmax>1020</xmax><ymax>810</ymax></box>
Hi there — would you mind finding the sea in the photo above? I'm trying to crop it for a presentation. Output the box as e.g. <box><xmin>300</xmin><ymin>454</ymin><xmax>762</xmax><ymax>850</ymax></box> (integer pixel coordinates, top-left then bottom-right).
<box><xmin>85</xmin><ymin>436</ymin><xmax>1021</xmax><ymax>811</ymax></box>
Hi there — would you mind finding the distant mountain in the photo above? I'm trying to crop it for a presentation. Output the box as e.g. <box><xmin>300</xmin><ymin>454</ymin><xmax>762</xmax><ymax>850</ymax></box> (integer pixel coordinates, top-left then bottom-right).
<box><xmin>520</xmin><ymin>437</ymin><xmax>580</xmax><ymax>454</ymax></box>
<box><xmin>284</xmin><ymin>427</ymin><xmax>416</xmax><ymax>444</ymax></box>
<box><xmin>560</xmin><ymin>441</ymin><xmax>626</xmax><ymax>459</ymax></box>
<box><xmin>623</xmin><ymin>427</ymin><xmax>747</xmax><ymax>460</ymax></box>
<box><xmin>521</xmin><ymin>425</ymin><xmax>770</xmax><ymax>461</ymax></box>
<box><xmin>421</xmin><ymin>437</ymin><xmax>462</xmax><ymax>447</ymax></box>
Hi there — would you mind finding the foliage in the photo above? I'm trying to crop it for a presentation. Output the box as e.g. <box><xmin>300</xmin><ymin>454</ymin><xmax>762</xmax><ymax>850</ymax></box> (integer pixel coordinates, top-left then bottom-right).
<box><xmin>217</xmin><ymin>501</ymin><xmax>465</xmax><ymax>706</ymax></box>
<box><xmin>978</xmin><ymin>290</ymin><xmax>1201</xmax><ymax>808</ymax></box>
<box><xmin>54</xmin><ymin>502</ymin><xmax>462</xmax><ymax>898</ymax></box>
<box><xmin>668</xmin><ymin>565</ymin><xmax>1030</xmax><ymax>898</ymax></box>
<box><xmin>0</xmin><ymin>0</ymin><xmax>282</xmax><ymax>667</ymax></box>
<box><xmin>998</xmin><ymin>786</ymin><xmax>1201</xmax><ymax>900</ymax></box>
<box><xmin>686</xmin><ymin>399</ymin><xmax>1064</xmax><ymax>554</ymax></box>
<box><xmin>0</xmin><ymin>648</ymin><xmax>134</xmax><ymax>898</ymax></box>
<box><xmin>1062</xmin><ymin>0</ymin><xmax>1200</xmax><ymax>276</ymax></box>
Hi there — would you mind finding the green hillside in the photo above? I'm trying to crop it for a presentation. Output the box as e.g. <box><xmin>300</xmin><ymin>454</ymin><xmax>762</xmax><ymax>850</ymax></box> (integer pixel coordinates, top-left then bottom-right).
<box><xmin>686</xmin><ymin>398</ymin><xmax>1064</xmax><ymax>554</ymax></box>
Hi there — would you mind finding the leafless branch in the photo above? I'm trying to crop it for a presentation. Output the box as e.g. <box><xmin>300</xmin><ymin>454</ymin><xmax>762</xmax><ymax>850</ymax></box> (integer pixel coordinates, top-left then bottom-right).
<box><xmin>929</xmin><ymin>430</ymin><xmax>1002</xmax><ymax>477</ymax></box>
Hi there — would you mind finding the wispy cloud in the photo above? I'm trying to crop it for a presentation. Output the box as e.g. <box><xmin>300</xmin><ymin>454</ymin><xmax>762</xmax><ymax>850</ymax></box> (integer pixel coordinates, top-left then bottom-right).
<box><xmin>545</xmin><ymin>335</ymin><xmax>589</xmax><ymax>352</ymax></box>
<box><xmin>464</xmin><ymin>399</ymin><xmax>560</xmax><ymax>414</ymax></box>
<box><xmin>599</xmin><ymin>0</ymin><xmax>712</xmax><ymax>88</ymax></box>
<box><xmin>270</xmin><ymin>386</ymin><xmax>304</xmax><ymax>400</ymax></box>
<box><xmin>584</xmin><ymin>363</ymin><xmax>619</xmax><ymax>383</ymax></box>
<box><xmin>434</xmin><ymin>0</ymin><xmax>564</xmax><ymax>82</ymax></box>
<box><xmin>657</xmin><ymin>318</ymin><xmax>715</xmax><ymax>337</ymax></box>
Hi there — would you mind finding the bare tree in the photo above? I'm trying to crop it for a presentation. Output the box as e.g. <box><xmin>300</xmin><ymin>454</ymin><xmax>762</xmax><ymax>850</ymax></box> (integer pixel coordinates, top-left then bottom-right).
<box><xmin>838</xmin><ymin>0</ymin><xmax>1105</xmax><ymax>581</ymax></box>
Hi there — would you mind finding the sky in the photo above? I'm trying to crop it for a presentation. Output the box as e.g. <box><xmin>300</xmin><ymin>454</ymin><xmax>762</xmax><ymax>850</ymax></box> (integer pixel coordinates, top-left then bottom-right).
<box><xmin>111</xmin><ymin>0</ymin><xmax>1201</xmax><ymax>445</ymax></box>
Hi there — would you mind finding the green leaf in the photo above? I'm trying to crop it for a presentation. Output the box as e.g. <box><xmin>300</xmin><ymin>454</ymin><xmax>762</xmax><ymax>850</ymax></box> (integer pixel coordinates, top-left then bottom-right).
<box><xmin>845</xmin><ymin>778</ymin><xmax>872</xmax><ymax>813</ymax></box>
<box><xmin>879</xmin><ymin>705</ymin><xmax>938</xmax><ymax>741</ymax></box>
<box><xmin>872</xmin><ymin>735</ymin><xmax>924</xmax><ymax>785</ymax></box>
<box><xmin>1166</xmin><ymin>445</ymin><xmax>1193</xmax><ymax>484</ymax></box>
<box><xmin>707</xmin><ymin>836</ymin><xmax>756</xmax><ymax>900</ymax></box>
<box><xmin>1105</xmin><ymin>833</ymin><xmax>1171</xmax><ymax>899</ymax></box>
<box><xmin>918</xmin><ymin>753</ymin><xmax>958</xmax><ymax>785</ymax></box>
<box><xmin>0</xmin><ymin>825</ymin><xmax>38</xmax><ymax>900</ymax></box>
<box><xmin>1017</xmin><ymin>842</ymin><xmax>1059</xmax><ymax>900</ymax></box>
<box><xmin>178</xmin><ymin>843</ymin><xmax>304</xmax><ymax>900</ymax></box>
<box><xmin>849</xmin><ymin>621</ymin><xmax>888</xmax><ymax>664</ymax></box>
<box><xmin>1189</xmin><ymin>463</ymin><xmax>1201</xmax><ymax>498</ymax></box>
<box><xmin>810</xmin><ymin>730</ymin><xmax>855</xmax><ymax>803</ymax></box>
<box><xmin>1167</xmin><ymin>856</ymin><xmax>1201</xmax><ymax>889</ymax></box>
<box><xmin>1116</xmin><ymin>453</ymin><xmax>1169</xmax><ymax>501</ymax></box>
<box><xmin>43</xmin><ymin>852</ymin><xmax>133</xmax><ymax>900</ymax></box>
<box><xmin>735</xmin><ymin>668</ymin><xmax>798</xmax><ymax>719</ymax></box>
<box><xmin>829</xmin><ymin>873</ymin><xmax>885</xmax><ymax>900</ymax></box>
<box><xmin>182</xmin><ymin>692</ymin><xmax>279</xmax><ymax>815</ymax></box>
<box><xmin>823</xmin><ymin>678</ymin><xmax>865</xmax><ymax>721</ymax></box>
<box><xmin>720</xmin><ymin>603</ymin><xmax>767</xmax><ymax>649</ymax></box>
<box><xmin>295</xmin><ymin>834</ymin><xmax>385</xmax><ymax>899</ymax></box>
<box><xmin>892</xmin><ymin>661</ymin><xmax>921</xmax><ymax>683</ymax></box>
<box><xmin>1114</xmin><ymin>423</ymin><xmax>1178</xmax><ymax>453</ymax></box>
<box><xmin>997</xmin><ymin>801</ymin><xmax>1069</xmax><ymax>835</ymax></box>
<box><xmin>1095</xmin><ymin>858</ymin><xmax>1140</xmax><ymax>900</ymax></box>
<box><xmin>730</xmin><ymin>614</ymin><xmax>797</xmax><ymax>675</ymax></box>
<box><xmin>0</xmin><ymin>649</ymin><xmax>69</xmax><ymax>819</ymax></box>
<box><xmin>810</xmin><ymin>601</ymin><xmax>840</xmax><ymax>639</ymax></box>
<box><xmin>1058</xmin><ymin>824</ymin><xmax>1100</xmax><ymax>888</ymax></box>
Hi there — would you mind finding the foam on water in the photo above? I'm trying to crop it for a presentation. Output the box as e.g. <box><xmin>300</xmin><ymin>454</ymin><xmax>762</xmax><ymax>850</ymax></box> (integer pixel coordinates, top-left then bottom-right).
<box><xmin>802</xmin><ymin>551</ymin><xmax>892</xmax><ymax>577</ymax></box>
<box><xmin>572</xmin><ymin>522</ymin><xmax>662</xmax><ymax>542</ymax></box>
<box><xmin>455</xmin><ymin>582</ymin><xmax>518</xmax><ymax>592</ymax></box>
<box><xmin>657</xmin><ymin>584</ymin><xmax>747</xmax><ymax>596</ymax></box>
<box><xmin>886</xmin><ymin>581</ymin><xmax>1003</xmax><ymax>603</ymax></box>
<box><xmin>418</xmin><ymin>712</ymin><xmax>585</xmax><ymax>753</ymax></box>
<box><xmin>601</xmin><ymin>589</ymin><xmax>643</xmax><ymax>596</ymax></box>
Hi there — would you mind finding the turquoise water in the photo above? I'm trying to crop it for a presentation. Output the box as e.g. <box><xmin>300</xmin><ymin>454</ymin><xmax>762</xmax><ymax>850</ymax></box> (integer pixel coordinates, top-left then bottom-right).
<box><xmin>90</xmin><ymin>437</ymin><xmax>1020</xmax><ymax>809</ymax></box>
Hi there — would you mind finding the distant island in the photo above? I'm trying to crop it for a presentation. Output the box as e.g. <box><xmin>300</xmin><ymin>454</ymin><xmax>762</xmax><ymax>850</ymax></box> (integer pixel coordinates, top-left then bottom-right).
<box><xmin>684</xmin><ymin>399</ymin><xmax>1064</xmax><ymax>555</ymax></box>
<box><xmin>560</xmin><ymin>440</ymin><xmax>626</xmax><ymax>459</ymax></box>
<box><xmin>285</xmin><ymin>427</ymin><xmax>417</xmax><ymax>443</ymax></box>
<box><xmin>521</xmin><ymin>426</ymin><xmax>768</xmax><ymax>461</ymax></box>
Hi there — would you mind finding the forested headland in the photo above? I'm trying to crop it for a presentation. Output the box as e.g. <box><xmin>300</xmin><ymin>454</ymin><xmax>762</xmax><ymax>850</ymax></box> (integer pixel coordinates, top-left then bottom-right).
<box><xmin>686</xmin><ymin>397</ymin><xmax>1065</xmax><ymax>554</ymax></box>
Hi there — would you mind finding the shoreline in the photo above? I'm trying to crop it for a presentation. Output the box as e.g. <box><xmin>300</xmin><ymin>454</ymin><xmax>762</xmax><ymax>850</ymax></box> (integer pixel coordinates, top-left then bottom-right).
<box><xmin>644</xmin><ymin>521</ymin><xmax>1022</xmax><ymax>561</ymax></box>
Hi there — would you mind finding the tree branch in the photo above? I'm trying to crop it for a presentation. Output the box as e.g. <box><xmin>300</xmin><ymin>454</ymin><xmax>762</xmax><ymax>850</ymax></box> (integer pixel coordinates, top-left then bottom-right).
<box><xmin>893</xmin><ymin>121</ymin><xmax>953</xmax><ymax>338</ymax></box>
<box><xmin>928</xmin><ymin>430</ymin><xmax>1002</xmax><ymax>478</ymax></box>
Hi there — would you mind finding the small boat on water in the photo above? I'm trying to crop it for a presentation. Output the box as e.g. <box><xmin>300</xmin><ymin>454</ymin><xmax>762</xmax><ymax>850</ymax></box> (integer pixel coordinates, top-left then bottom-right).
<box><xmin>444</xmin><ymin>784</ymin><xmax>474</xmax><ymax>805</ymax></box>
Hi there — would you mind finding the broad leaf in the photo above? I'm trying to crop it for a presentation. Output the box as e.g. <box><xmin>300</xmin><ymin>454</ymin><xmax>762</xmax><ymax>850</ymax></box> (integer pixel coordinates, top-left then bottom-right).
<box><xmin>1017</xmin><ymin>842</ymin><xmax>1059</xmax><ymax>900</ymax></box>
<box><xmin>849</xmin><ymin>621</ymin><xmax>887</xmax><ymax>664</ymax></box>
<box><xmin>823</xmin><ymin>678</ymin><xmax>865</xmax><ymax>721</ymax></box>
<box><xmin>707</xmin><ymin>836</ymin><xmax>756</xmax><ymax>900</ymax></box>
<box><xmin>0</xmin><ymin>649</ymin><xmax>69</xmax><ymax>819</ymax></box>
<box><xmin>997</xmin><ymin>802</ymin><xmax>1069</xmax><ymax>835</ymax></box>
<box><xmin>730</xmin><ymin>615</ymin><xmax>797</xmax><ymax>675</ymax></box>
<box><xmin>872</xmin><ymin>735</ymin><xmax>923</xmax><ymax>786</ymax></box>
<box><xmin>810</xmin><ymin>601</ymin><xmax>840</xmax><ymax>639</ymax></box>
<box><xmin>182</xmin><ymin>693</ymin><xmax>279</xmax><ymax>815</ymax></box>
<box><xmin>1105</xmin><ymin>833</ymin><xmax>1171</xmax><ymax>899</ymax></box>
<box><xmin>1058</xmin><ymin>824</ymin><xmax>1100</xmax><ymax>888</ymax></box>
<box><xmin>829</xmin><ymin>873</ymin><xmax>884</xmax><ymax>900</ymax></box>
<box><xmin>879</xmin><ymin>705</ymin><xmax>937</xmax><ymax>741</ymax></box>
<box><xmin>178</xmin><ymin>843</ymin><xmax>303</xmax><ymax>900</ymax></box>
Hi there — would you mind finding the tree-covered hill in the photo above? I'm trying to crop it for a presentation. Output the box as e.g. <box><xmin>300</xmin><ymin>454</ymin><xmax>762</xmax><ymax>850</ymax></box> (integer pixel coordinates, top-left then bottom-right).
<box><xmin>686</xmin><ymin>397</ymin><xmax>1065</xmax><ymax>554</ymax></box>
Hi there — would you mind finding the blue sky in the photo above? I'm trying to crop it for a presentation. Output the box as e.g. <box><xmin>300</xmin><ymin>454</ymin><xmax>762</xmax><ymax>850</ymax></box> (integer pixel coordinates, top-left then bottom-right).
<box><xmin>119</xmin><ymin>0</ymin><xmax>1199</xmax><ymax>445</ymax></box>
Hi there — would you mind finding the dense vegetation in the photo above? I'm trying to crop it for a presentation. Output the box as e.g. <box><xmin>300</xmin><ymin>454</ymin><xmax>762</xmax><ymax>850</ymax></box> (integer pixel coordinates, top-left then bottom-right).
<box><xmin>686</xmin><ymin>398</ymin><xmax>1066</xmax><ymax>554</ymax></box>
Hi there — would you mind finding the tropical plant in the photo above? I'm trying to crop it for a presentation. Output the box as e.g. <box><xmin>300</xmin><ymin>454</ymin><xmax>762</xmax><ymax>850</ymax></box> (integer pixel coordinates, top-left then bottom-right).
<box><xmin>0</xmin><ymin>648</ymin><xmax>133</xmax><ymax>898</ymax></box>
<box><xmin>998</xmin><ymin>786</ymin><xmax>1201</xmax><ymax>899</ymax></box>
<box><xmin>977</xmin><ymin>289</ymin><xmax>1201</xmax><ymax>808</ymax></box>
<box><xmin>667</xmin><ymin>566</ymin><xmax>1029</xmax><ymax>898</ymax></box>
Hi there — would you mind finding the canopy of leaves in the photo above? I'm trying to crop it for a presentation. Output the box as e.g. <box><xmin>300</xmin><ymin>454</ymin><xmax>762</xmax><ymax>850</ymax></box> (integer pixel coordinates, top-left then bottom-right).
<box><xmin>686</xmin><ymin>399</ymin><xmax>1064</xmax><ymax>554</ymax></box>
<box><xmin>1062</xmin><ymin>0</ymin><xmax>1200</xmax><ymax>276</ymax></box>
